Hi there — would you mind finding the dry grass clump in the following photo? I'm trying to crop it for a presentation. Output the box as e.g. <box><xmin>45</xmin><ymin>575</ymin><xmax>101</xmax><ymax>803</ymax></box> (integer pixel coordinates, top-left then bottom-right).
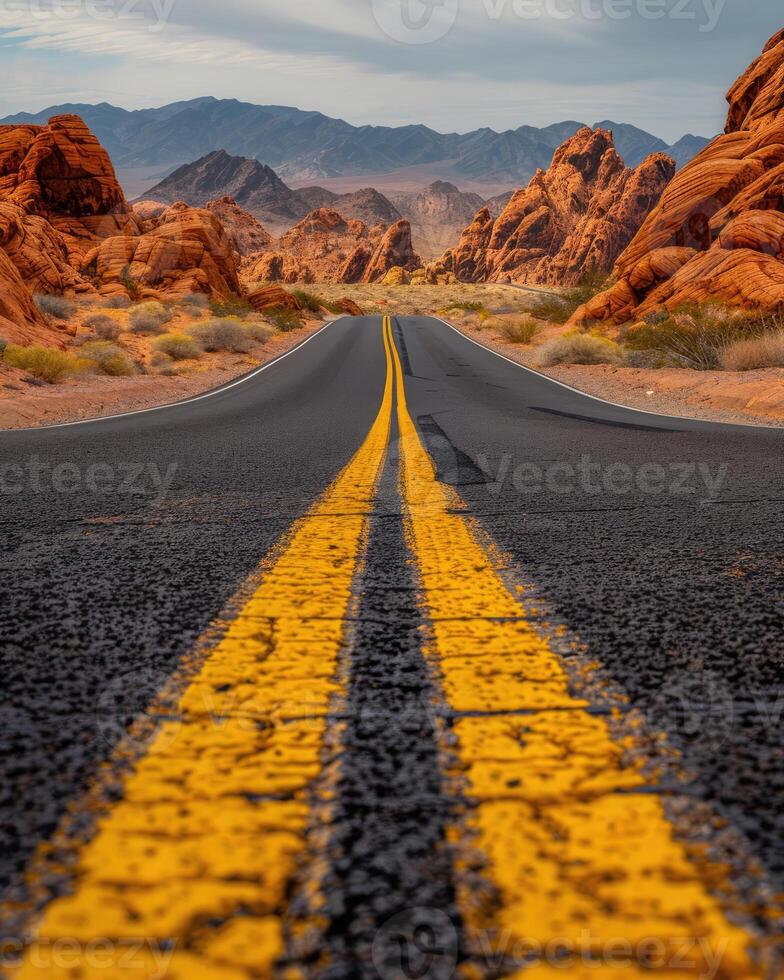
<box><xmin>79</xmin><ymin>340</ymin><xmax>135</xmax><ymax>377</ymax></box>
<box><xmin>624</xmin><ymin>304</ymin><xmax>783</xmax><ymax>370</ymax></box>
<box><xmin>129</xmin><ymin>301</ymin><xmax>173</xmax><ymax>334</ymax></box>
<box><xmin>719</xmin><ymin>332</ymin><xmax>784</xmax><ymax>371</ymax></box>
<box><xmin>154</xmin><ymin>333</ymin><xmax>202</xmax><ymax>360</ymax></box>
<box><xmin>186</xmin><ymin>318</ymin><xmax>253</xmax><ymax>353</ymax></box>
<box><xmin>83</xmin><ymin>313</ymin><xmax>121</xmax><ymax>340</ymax></box>
<box><xmin>537</xmin><ymin>332</ymin><xmax>623</xmax><ymax>367</ymax></box>
<box><xmin>34</xmin><ymin>294</ymin><xmax>77</xmax><ymax>321</ymax></box>
<box><xmin>244</xmin><ymin>318</ymin><xmax>277</xmax><ymax>344</ymax></box>
<box><xmin>496</xmin><ymin>318</ymin><xmax>539</xmax><ymax>344</ymax></box>
<box><xmin>3</xmin><ymin>344</ymin><xmax>83</xmax><ymax>383</ymax></box>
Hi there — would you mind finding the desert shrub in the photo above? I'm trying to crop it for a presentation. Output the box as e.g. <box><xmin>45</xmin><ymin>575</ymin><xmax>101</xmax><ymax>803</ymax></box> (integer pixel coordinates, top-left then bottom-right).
<box><xmin>3</xmin><ymin>344</ymin><xmax>79</xmax><ymax>383</ymax></box>
<box><xmin>154</xmin><ymin>333</ymin><xmax>202</xmax><ymax>360</ymax></box>
<box><xmin>209</xmin><ymin>294</ymin><xmax>253</xmax><ymax>318</ymax></box>
<box><xmin>291</xmin><ymin>289</ymin><xmax>325</xmax><ymax>315</ymax></box>
<box><xmin>244</xmin><ymin>318</ymin><xmax>277</xmax><ymax>343</ymax></box>
<box><xmin>129</xmin><ymin>301</ymin><xmax>172</xmax><ymax>334</ymax></box>
<box><xmin>537</xmin><ymin>332</ymin><xmax>623</xmax><ymax>367</ymax></box>
<box><xmin>624</xmin><ymin>304</ymin><xmax>776</xmax><ymax>370</ymax></box>
<box><xmin>528</xmin><ymin>295</ymin><xmax>573</xmax><ymax>324</ymax></box>
<box><xmin>186</xmin><ymin>318</ymin><xmax>252</xmax><ymax>353</ymax></box>
<box><xmin>119</xmin><ymin>265</ymin><xmax>141</xmax><ymax>301</ymax></box>
<box><xmin>79</xmin><ymin>340</ymin><xmax>135</xmax><ymax>377</ymax></box>
<box><xmin>83</xmin><ymin>314</ymin><xmax>121</xmax><ymax>340</ymax></box>
<box><xmin>719</xmin><ymin>332</ymin><xmax>784</xmax><ymax>371</ymax></box>
<box><xmin>497</xmin><ymin>318</ymin><xmax>538</xmax><ymax>344</ymax></box>
<box><xmin>150</xmin><ymin>351</ymin><xmax>173</xmax><ymax>368</ymax></box>
<box><xmin>34</xmin><ymin>294</ymin><xmax>76</xmax><ymax>321</ymax></box>
<box><xmin>439</xmin><ymin>300</ymin><xmax>488</xmax><ymax>315</ymax></box>
<box><xmin>529</xmin><ymin>272</ymin><xmax>610</xmax><ymax>324</ymax></box>
<box><xmin>179</xmin><ymin>292</ymin><xmax>209</xmax><ymax>310</ymax></box>
<box><xmin>104</xmin><ymin>294</ymin><xmax>132</xmax><ymax>310</ymax></box>
<box><xmin>265</xmin><ymin>306</ymin><xmax>303</xmax><ymax>332</ymax></box>
<box><xmin>0</xmin><ymin>338</ymin><xmax>7</xmax><ymax>353</ymax></box>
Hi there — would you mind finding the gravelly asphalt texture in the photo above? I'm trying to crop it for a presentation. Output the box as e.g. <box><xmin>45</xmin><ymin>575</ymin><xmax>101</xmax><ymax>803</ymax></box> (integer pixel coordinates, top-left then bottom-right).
<box><xmin>1</xmin><ymin>314</ymin><xmax>783</xmax><ymax>959</ymax></box>
<box><xmin>396</xmin><ymin>316</ymin><xmax>784</xmax><ymax>903</ymax></box>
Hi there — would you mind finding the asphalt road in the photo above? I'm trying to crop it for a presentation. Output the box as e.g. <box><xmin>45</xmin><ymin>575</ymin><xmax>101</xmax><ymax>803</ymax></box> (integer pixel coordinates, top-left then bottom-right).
<box><xmin>1</xmin><ymin>314</ymin><xmax>783</xmax><ymax>977</ymax></box>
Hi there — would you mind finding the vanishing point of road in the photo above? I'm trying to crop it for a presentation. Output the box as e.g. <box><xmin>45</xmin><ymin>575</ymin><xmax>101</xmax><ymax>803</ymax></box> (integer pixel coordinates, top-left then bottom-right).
<box><xmin>1</xmin><ymin>315</ymin><xmax>783</xmax><ymax>978</ymax></box>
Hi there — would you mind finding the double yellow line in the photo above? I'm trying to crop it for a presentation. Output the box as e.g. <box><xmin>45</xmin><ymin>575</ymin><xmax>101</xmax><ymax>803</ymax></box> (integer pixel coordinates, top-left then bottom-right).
<box><xmin>9</xmin><ymin>317</ymin><xmax>759</xmax><ymax>978</ymax></box>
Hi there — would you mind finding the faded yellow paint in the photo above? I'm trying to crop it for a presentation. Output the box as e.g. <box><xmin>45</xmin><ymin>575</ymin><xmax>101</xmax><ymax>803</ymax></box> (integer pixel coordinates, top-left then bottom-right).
<box><xmin>12</xmin><ymin>320</ymin><xmax>394</xmax><ymax>979</ymax></box>
<box><xmin>386</xmin><ymin>316</ymin><xmax>760</xmax><ymax>978</ymax></box>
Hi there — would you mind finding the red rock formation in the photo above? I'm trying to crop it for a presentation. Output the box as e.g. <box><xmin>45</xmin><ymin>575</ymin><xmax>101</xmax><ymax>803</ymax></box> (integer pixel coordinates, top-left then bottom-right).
<box><xmin>429</xmin><ymin>128</ymin><xmax>673</xmax><ymax>287</ymax></box>
<box><xmin>0</xmin><ymin>249</ymin><xmax>52</xmax><ymax>346</ymax></box>
<box><xmin>0</xmin><ymin>115</ymin><xmax>244</xmax><ymax>326</ymax></box>
<box><xmin>331</xmin><ymin>297</ymin><xmax>365</xmax><ymax>316</ymax></box>
<box><xmin>0</xmin><ymin>202</ymin><xmax>91</xmax><ymax>297</ymax></box>
<box><xmin>205</xmin><ymin>197</ymin><xmax>273</xmax><ymax>256</ymax></box>
<box><xmin>577</xmin><ymin>29</ymin><xmax>784</xmax><ymax>323</ymax></box>
<box><xmin>247</xmin><ymin>284</ymin><xmax>302</xmax><ymax>313</ymax></box>
<box><xmin>0</xmin><ymin>114</ymin><xmax>135</xmax><ymax>263</ymax></box>
<box><xmin>359</xmin><ymin>220</ymin><xmax>421</xmax><ymax>283</ymax></box>
<box><xmin>242</xmin><ymin>208</ymin><xmax>385</xmax><ymax>285</ymax></box>
<box><xmin>82</xmin><ymin>203</ymin><xmax>241</xmax><ymax>300</ymax></box>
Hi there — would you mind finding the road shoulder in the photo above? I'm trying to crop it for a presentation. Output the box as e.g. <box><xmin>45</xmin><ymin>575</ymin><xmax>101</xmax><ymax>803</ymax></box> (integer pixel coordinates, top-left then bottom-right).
<box><xmin>0</xmin><ymin>320</ymin><xmax>329</xmax><ymax>430</ymax></box>
<box><xmin>443</xmin><ymin>317</ymin><xmax>784</xmax><ymax>428</ymax></box>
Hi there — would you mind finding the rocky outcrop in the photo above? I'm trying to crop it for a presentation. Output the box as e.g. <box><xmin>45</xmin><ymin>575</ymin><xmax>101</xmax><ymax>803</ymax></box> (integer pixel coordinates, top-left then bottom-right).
<box><xmin>0</xmin><ymin>201</ymin><xmax>92</xmax><ymax>297</ymax></box>
<box><xmin>247</xmin><ymin>283</ymin><xmax>302</xmax><ymax>313</ymax></box>
<box><xmin>0</xmin><ymin>249</ymin><xmax>52</xmax><ymax>346</ymax></box>
<box><xmin>0</xmin><ymin>114</ymin><xmax>248</xmax><ymax>316</ymax></box>
<box><xmin>359</xmin><ymin>220</ymin><xmax>421</xmax><ymax>283</ymax></box>
<box><xmin>576</xmin><ymin>29</ymin><xmax>784</xmax><ymax>323</ymax></box>
<box><xmin>204</xmin><ymin>197</ymin><xmax>273</xmax><ymax>255</ymax></box>
<box><xmin>242</xmin><ymin>208</ymin><xmax>397</xmax><ymax>285</ymax></box>
<box><xmin>429</xmin><ymin>128</ymin><xmax>674</xmax><ymax>287</ymax></box>
<box><xmin>0</xmin><ymin>114</ymin><xmax>135</xmax><ymax>263</ymax></box>
<box><xmin>81</xmin><ymin>203</ymin><xmax>241</xmax><ymax>299</ymax></box>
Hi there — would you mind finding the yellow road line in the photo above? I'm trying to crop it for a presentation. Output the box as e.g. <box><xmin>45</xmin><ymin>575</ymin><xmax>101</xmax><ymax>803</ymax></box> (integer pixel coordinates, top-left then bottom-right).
<box><xmin>386</xmin><ymin>316</ymin><xmax>760</xmax><ymax>978</ymax></box>
<box><xmin>11</xmin><ymin>321</ymin><xmax>394</xmax><ymax>979</ymax></box>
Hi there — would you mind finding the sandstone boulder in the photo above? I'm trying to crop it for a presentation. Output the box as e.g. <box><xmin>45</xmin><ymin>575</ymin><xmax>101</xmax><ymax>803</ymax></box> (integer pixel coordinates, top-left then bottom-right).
<box><xmin>247</xmin><ymin>284</ymin><xmax>302</xmax><ymax>313</ymax></box>
<box><xmin>82</xmin><ymin>204</ymin><xmax>241</xmax><ymax>299</ymax></box>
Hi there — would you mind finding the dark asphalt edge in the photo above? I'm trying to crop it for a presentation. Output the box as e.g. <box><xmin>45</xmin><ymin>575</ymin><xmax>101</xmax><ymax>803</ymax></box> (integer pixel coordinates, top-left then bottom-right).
<box><xmin>2</xmin><ymin>317</ymin><xmax>343</xmax><ymax>434</ymax></box>
<box><xmin>431</xmin><ymin>315</ymin><xmax>784</xmax><ymax>434</ymax></box>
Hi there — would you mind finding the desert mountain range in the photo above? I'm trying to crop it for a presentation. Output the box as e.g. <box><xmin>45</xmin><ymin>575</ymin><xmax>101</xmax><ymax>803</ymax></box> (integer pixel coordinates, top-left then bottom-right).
<box><xmin>142</xmin><ymin>151</ymin><xmax>503</xmax><ymax>258</ymax></box>
<box><xmin>0</xmin><ymin>99</ymin><xmax>709</xmax><ymax>190</ymax></box>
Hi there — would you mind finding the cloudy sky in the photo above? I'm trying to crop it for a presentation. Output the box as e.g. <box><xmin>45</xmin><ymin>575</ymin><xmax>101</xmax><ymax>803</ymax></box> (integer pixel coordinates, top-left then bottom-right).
<box><xmin>0</xmin><ymin>0</ymin><xmax>780</xmax><ymax>141</ymax></box>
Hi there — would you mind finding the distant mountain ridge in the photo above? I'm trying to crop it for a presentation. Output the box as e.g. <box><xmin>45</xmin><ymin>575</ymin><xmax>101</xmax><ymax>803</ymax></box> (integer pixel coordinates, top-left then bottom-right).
<box><xmin>143</xmin><ymin>150</ymin><xmax>404</xmax><ymax>230</ymax></box>
<box><xmin>0</xmin><ymin>98</ymin><xmax>712</xmax><ymax>186</ymax></box>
